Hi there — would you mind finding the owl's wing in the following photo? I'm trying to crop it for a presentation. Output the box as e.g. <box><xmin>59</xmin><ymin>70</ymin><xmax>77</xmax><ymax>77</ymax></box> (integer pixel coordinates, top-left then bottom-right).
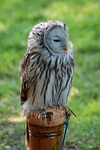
<box><xmin>19</xmin><ymin>52</ymin><xmax>30</xmax><ymax>105</ymax></box>
<box><xmin>20</xmin><ymin>76</ymin><xmax>28</xmax><ymax>105</ymax></box>
<box><xmin>19</xmin><ymin>53</ymin><xmax>31</xmax><ymax>146</ymax></box>
<box><xmin>19</xmin><ymin>52</ymin><xmax>29</xmax><ymax>80</ymax></box>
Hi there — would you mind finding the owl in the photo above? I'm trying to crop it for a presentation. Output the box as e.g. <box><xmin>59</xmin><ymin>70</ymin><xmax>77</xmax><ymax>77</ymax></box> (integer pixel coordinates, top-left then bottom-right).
<box><xmin>19</xmin><ymin>21</ymin><xmax>75</xmax><ymax>117</ymax></box>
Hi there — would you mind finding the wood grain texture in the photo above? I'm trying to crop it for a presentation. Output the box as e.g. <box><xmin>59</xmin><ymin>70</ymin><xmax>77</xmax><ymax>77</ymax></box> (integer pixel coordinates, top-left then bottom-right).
<box><xmin>26</xmin><ymin>107</ymin><xmax>66</xmax><ymax>150</ymax></box>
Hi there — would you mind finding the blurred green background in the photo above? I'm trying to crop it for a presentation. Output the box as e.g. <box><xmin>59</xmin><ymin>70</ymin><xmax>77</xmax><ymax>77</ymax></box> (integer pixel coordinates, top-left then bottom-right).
<box><xmin>0</xmin><ymin>0</ymin><xmax>100</xmax><ymax>149</ymax></box>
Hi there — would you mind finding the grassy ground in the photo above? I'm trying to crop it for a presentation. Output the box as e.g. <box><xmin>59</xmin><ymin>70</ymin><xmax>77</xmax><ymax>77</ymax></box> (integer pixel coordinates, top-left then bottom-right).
<box><xmin>0</xmin><ymin>0</ymin><xmax>100</xmax><ymax>149</ymax></box>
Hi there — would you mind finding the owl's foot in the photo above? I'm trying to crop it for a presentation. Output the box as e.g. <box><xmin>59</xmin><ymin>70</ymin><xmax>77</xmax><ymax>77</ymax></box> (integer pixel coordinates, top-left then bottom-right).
<box><xmin>37</xmin><ymin>109</ymin><xmax>42</xmax><ymax>119</ymax></box>
<box><xmin>37</xmin><ymin>108</ymin><xmax>47</xmax><ymax>120</ymax></box>
<box><xmin>50</xmin><ymin>105</ymin><xmax>56</xmax><ymax>109</ymax></box>
<box><xmin>52</xmin><ymin>104</ymin><xmax>58</xmax><ymax>109</ymax></box>
<box><xmin>51</xmin><ymin>104</ymin><xmax>61</xmax><ymax>109</ymax></box>
<box><xmin>57</xmin><ymin>104</ymin><xmax>60</xmax><ymax>109</ymax></box>
<box><xmin>42</xmin><ymin>108</ymin><xmax>47</xmax><ymax>120</ymax></box>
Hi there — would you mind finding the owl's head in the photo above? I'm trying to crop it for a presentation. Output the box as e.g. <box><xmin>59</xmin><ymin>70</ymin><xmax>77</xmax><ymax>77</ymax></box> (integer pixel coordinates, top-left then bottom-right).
<box><xmin>28</xmin><ymin>21</ymin><xmax>70</xmax><ymax>55</ymax></box>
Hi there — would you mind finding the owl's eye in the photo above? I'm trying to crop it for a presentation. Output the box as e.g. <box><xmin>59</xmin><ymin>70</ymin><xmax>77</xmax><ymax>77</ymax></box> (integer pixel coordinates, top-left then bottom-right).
<box><xmin>53</xmin><ymin>39</ymin><xmax>60</xmax><ymax>42</ymax></box>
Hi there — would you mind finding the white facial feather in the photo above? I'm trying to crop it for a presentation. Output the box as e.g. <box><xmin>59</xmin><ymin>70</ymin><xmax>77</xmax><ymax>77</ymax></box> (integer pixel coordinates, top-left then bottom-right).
<box><xmin>45</xmin><ymin>26</ymin><xmax>67</xmax><ymax>53</ymax></box>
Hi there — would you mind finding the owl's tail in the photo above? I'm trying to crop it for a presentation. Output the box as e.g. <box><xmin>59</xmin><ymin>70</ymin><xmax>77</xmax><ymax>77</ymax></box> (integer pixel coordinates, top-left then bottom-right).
<box><xmin>25</xmin><ymin>121</ymin><xmax>30</xmax><ymax>150</ymax></box>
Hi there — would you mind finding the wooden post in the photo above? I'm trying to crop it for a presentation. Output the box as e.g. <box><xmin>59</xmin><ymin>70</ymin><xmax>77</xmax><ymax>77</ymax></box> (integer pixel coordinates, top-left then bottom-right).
<box><xmin>26</xmin><ymin>107</ymin><xmax>66</xmax><ymax>150</ymax></box>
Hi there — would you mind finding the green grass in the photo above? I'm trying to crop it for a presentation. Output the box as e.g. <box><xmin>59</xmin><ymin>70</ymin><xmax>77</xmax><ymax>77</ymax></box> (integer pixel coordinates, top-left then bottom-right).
<box><xmin>0</xmin><ymin>0</ymin><xmax>100</xmax><ymax>149</ymax></box>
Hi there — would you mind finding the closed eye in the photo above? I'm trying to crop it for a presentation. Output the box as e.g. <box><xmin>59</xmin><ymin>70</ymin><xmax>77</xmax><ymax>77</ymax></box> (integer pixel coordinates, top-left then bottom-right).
<box><xmin>53</xmin><ymin>39</ymin><xmax>60</xmax><ymax>42</ymax></box>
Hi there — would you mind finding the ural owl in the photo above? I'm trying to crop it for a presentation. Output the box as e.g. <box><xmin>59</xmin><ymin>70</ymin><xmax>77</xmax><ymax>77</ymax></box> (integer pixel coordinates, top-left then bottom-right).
<box><xmin>19</xmin><ymin>21</ymin><xmax>75</xmax><ymax>117</ymax></box>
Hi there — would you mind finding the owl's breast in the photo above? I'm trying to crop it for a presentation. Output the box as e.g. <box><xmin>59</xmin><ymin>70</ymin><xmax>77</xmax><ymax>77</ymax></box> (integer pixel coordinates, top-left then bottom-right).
<box><xmin>24</xmin><ymin>53</ymin><xmax>74</xmax><ymax>112</ymax></box>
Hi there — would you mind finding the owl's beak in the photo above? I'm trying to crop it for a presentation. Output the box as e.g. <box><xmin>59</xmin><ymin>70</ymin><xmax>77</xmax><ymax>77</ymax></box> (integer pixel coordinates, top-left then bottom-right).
<box><xmin>65</xmin><ymin>45</ymin><xmax>68</xmax><ymax>51</ymax></box>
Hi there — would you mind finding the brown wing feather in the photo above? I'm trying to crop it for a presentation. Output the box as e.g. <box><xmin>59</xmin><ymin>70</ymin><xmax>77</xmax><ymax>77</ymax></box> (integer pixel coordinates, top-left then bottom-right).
<box><xmin>19</xmin><ymin>53</ymin><xmax>31</xmax><ymax>147</ymax></box>
<box><xmin>19</xmin><ymin>52</ymin><xmax>29</xmax><ymax>80</ymax></box>
<box><xmin>19</xmin><ymin>52</ymin><xmax>30</xmax><ymax>105</ymax></box>
<box><xmin>20</xmin><ymin>80</ymin><xmax>27</xmax><ymax>105</ymax></box>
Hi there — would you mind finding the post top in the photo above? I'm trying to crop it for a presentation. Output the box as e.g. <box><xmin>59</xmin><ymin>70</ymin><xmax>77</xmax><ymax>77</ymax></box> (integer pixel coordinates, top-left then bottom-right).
<box><xmin>26</xmin><ymin>107</ymin><xmax>66</xmax><ymax>127</ymax></box>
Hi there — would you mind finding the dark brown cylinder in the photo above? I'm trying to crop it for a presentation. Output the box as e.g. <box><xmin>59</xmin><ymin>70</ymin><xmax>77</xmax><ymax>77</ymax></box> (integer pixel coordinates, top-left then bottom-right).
<box><xmin>26</xmin><ymin>107</ymin><xmax>66</xmax><ymax>150</ymax></box>
<box><xmin>28</xmin><ymin>123</ymin><xmax>64</xmax><ymax>150</ymax></box>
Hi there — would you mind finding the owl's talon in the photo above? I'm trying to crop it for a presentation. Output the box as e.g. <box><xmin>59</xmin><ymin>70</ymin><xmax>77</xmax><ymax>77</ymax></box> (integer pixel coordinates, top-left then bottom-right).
<box><xmin>57</xmin><ymin>104</ymin><xmax>60</xmax><ymax>109</ymax></box>
<box><xmin>53</xmin><ymin>104</ymin><xmax>57</xmax><ymax>109</ymax></box>
<box><xmin>44</xmin><ymin>108</ymin><xmax>47</xmax><ymax>120</ymax></box>
<box><xmin>37</xmin><ymin>110</ymin><xmax>42</xmax><ymax>119</ymax></box>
